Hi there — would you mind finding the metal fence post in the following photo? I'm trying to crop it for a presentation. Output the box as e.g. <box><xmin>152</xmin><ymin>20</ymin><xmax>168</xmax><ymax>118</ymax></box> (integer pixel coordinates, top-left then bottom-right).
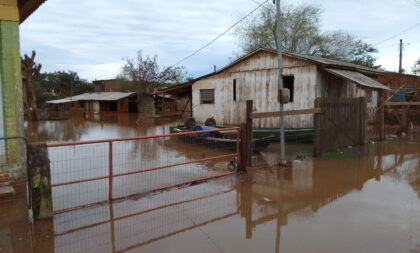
<box><xmin>108</xmin><ymin>141</ymin><xmax>113</xmax><ymax>202</ymax></box>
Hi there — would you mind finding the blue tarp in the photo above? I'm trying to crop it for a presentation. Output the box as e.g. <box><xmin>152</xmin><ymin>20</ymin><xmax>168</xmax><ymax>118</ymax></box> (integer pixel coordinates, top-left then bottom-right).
<box><xmin>192</xmin><ymin>126</ymin><xmax>222</xmax><ymax>137</ymax></box>
<box><xmin>391</xmin><ymin>87</ymin><xmax>414</xmax><ymax>101</ymax></box>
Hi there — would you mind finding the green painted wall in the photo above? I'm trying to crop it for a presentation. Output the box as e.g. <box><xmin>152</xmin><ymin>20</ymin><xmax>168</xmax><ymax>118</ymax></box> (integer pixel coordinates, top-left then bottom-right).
<box><xmin>0</xmin><ymin>20</ymin><xmax>25</xmax><ymax>180</ymax></box>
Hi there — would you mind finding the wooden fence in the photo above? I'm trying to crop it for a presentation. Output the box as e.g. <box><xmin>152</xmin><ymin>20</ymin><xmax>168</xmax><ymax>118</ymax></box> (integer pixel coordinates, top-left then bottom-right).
<box><xmin>315</xmin><ymin>97</ymin><xmax>363</xmax><ymax>155</ymax></box>
<box><xmin>384</xmin><ymin>101</ymin><xmax>420</xmax><ymax>132</ymax></box>
<box><xmin>313</xmin><ymin>96</ymin><xmax>384</xmax><ymax>155</ymax></box>
<box><xmin>240</xmin><ymin>100</ymin><xmax>321</xmax><ymax>168</ymax></box>
<box><xmin>240</xmin><ymin>96</ymin><xmax>385</xmax><ymax>165</ymax></box>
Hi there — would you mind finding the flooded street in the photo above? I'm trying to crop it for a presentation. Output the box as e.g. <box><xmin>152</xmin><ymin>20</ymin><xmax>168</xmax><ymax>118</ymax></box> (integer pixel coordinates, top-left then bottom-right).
<box><xmin>1</xmin><ymin>114</ymin><xmax>420</xmax><ymax>253</ymax></box>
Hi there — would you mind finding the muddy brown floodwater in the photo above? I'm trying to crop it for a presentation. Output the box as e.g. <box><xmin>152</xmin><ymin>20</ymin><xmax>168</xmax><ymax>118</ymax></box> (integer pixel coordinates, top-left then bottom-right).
<box><xmin>1</xmin><ymin>114</ymin><xmax>420</xmax><ymax>253</ymax></box>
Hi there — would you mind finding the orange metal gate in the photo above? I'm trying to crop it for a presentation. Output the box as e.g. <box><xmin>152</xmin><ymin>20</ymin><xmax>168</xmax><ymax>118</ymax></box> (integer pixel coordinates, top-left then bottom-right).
<box><xmin>47</xmin><ymin>128</ymin><xmax>241</xmax><ymax>214</ymax></box>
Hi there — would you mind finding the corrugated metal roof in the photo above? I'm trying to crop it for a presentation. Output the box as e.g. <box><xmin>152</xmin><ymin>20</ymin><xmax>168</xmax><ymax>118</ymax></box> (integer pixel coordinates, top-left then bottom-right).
<box><xmin>156</xmin><ymin>48</ymin><xmax>390</xmax><ymax>96</ymax></box>
<box><xmin>324</xmin><ymin>68</ymin><xmax>391</xmax><ymax>90</ymax></box>
<box><xmin>47</xmin><ymin>92</ymin><xmax>136</xmax><ymax>104</ymax></box>
<box><xmin>287</xmin><ymin>53</ymin><xmax>387</xmax><ymax>75</ymax></box>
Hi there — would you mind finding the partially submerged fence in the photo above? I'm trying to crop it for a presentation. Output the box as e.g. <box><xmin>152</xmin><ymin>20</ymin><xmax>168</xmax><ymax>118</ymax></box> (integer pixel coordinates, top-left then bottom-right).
<box><xmin>315</xmin><ymin>98</ymin><xmax>363</xmax><ymax>154</ymax></box>
<box><xmin>241</xmin><ymin>100</ymin><xmax>321</xmax><ymax>165</ymax></box>
<box><xmin>47</xmin><ymin>128</ymin><xmax>240</xmax><ymax>214</ymax></box>
<box><xmin>242</xmin><ymin>96</ymin><xmax>384</xmax><ymax>159</ymax></box>
<box><xmin>315</xmin><ymin>97</ymin><xmax>384</xmax><ymax>155</ymax></box>
<box><xmin>54</xmin><ymin>183</ymin><xmax>238</xmax><ymax>253</ymax></box>
<box><xmin>384</xmin><ymin>101</ymin><xmax>420</xmax><ymax>133</ymax></box>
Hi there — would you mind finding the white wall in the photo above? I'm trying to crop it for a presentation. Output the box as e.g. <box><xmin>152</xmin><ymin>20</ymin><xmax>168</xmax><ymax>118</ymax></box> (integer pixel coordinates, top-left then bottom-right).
<box><xmin>192</xmin><ymin>51</ymin><xmax>318</xmax><ymax>128</ymax></box>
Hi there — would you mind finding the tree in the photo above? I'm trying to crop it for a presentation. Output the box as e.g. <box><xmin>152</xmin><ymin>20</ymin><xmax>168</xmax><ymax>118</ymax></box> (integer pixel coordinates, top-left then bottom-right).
<box><xmin>413</xmin><ymin>58</ymin><xmax>420</xmax><ymax>75</ymax></box>
<box><xmin>120</xmin><ymin>51</ymin><xmax>186</xmax><ymax>91</ymax></box>
<box><xmin>235</xmin><ymin>4</ymin><xmax>380</xmax><ymax>68</ymax></box>
<box><xmin>35</xmin><ymin>71</ymin><xmax>93</xmax><ymax>105</ymax></box>
<box><xmin>22</xmin><ymin>51</ymin><xmax>42</xmax><ymax>121</ymax></box>
<box><xmin>315</xmin><ymin>32</ymin><xmax>381</xmax><ymax>68</ymax></box>
<box><xmin>119</xmin><ymin>51</ymin><xmax>187</xmax><ymax>112</ymax></box>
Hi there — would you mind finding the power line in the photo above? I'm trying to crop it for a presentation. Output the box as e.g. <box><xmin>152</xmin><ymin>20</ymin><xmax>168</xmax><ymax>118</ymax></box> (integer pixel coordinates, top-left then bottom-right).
<box><xmin>169</xmin><ymin>0</ymin><xmax>269</xmax><ymax>68</ymax></box>
<box><xmin>373</xmin><ymin>21</ymin><xmax>420</xmax><ymax>46</ymax></box>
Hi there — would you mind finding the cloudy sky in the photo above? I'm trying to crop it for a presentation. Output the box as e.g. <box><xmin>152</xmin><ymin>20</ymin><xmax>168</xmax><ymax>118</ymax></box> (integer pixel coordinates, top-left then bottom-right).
<box><xmin>20</xmin><ymin>0</ymin><xmax>420</xmax><ymax>81</ymax></box>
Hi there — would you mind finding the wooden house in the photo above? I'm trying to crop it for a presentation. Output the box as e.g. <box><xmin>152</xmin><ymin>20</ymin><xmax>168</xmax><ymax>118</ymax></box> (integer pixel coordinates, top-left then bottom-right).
<box><xmin>161</xmin><ymin>48</ymin><xmax>390</xmax><ymax>128</ymax></box>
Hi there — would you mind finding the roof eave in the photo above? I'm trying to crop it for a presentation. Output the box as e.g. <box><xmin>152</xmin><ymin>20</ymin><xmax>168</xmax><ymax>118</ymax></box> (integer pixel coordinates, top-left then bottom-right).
<box><xmin>18</xmin><ymin>0</ymin><xmax>46</xmax><ymax>24</ymax></box>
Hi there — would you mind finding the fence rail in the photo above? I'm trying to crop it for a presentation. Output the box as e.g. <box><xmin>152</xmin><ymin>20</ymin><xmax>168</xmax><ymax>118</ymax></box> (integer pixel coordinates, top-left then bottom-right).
<box><xmin>47</xmin><ymin>128</ymin><xmax>240</xmax><ymax>214</ymax></box>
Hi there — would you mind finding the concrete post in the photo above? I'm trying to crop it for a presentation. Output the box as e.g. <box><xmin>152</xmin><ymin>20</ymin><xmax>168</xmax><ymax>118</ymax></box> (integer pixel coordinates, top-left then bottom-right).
<box><xmin>27</xmin><ymin>143</ymin><xmax>53</xmax><ymax>219</ymax></box>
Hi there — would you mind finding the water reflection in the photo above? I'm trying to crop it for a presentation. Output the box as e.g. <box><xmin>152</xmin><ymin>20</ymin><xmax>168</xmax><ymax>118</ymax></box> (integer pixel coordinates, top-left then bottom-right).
<box><xmin>25</xmin><ymin>113</ymin><xmax>179</xmax><ymax>143</ymax></box>
<box><xmin>16</xmin><ymin>116</ymin><xmax>420</xmax><ymax>252</ymax></box>
<box><xmin>53</xmin><ymin>183</ymin><xmax>238</xmax><ymax>253</ymax></box>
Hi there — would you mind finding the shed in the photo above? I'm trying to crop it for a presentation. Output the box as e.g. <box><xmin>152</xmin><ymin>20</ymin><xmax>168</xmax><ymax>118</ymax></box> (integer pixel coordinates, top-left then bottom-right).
<box><xmin>162</xmin><ymin>48</ymin><xmax>390</xmax><ymax>128</ymax></box>
<box><xmin>155</xmin><ymin>83</ymin><xmax>193</xmax><ymax>117</ymax></box>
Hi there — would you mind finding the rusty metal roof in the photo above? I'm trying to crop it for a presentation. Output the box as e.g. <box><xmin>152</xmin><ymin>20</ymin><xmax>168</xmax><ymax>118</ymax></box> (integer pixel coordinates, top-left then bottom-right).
<box><xmin>324</xmin><ymin>68</ymin><xmax>391</xmax><ymax>90</ymax></box>
<box><xmin>47</xmin><ymin>92</ymin><xmax>136</xmax><ymax>104</ymax></box>
<box><xmin>155</xmin><ymin>82</ymin><xmax>192</xmax><ymax>96</ymax></box>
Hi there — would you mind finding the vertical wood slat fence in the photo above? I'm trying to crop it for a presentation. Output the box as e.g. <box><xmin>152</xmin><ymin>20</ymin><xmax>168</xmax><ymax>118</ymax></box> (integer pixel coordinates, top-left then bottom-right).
<box><xmin>315</xmin><ymin>97</ymin><xmax>363</xmax><ymax>155</ymax></box>
<box><xmin>241</xmin><ymin>96</ymin><xmax>385</xmax><ymax>160</ymax></box>
<box><xmin>314</xmin><ymin>94</ymin><xmax>385</xmax><ymax>156</ymax></box>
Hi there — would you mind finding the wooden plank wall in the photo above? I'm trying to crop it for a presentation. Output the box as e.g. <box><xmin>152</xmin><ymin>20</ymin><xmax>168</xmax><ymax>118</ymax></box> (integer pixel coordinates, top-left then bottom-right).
<box><xmin>318</xmin><ymin>70</ymin><xmax>379</xmax><ymax>108</ymax></box>
<box><xmin>192</xmin><ymin>51</ymin><xmax>318</xmax><ymax>128</ymax></box>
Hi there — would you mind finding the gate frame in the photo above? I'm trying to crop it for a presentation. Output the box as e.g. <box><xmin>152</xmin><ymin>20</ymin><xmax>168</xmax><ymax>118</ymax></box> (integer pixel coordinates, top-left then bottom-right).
<box><xmin>242</xmin><ymin>94</ymin><xmax>385</xmax><ymax>163</ymax></box>
<box><xmin>314</xmin><ymin>92</ymin><xmax>385</xmax><ymax>156</ymax></box>
<box><xmin>47</xmin><ymin>127</ymin><xmax>241</xmax><ymax>214</ymax></box>
<box><xmin>242</xmin><ymin>100</ymin><xmax>321</xmax><ymax>167</ymax></box>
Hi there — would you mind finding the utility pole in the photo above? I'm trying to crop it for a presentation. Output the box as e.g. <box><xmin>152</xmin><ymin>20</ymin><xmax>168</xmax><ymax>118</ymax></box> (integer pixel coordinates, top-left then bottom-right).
<box><xmin>399</xmin><ymin>39</ymin><xmax>403</xmax><ymax>74</ymax></box>
<box><xmin>274</xmin><ymin>0</ymin><xmax>286</xmax><ymax>165</ymax></box>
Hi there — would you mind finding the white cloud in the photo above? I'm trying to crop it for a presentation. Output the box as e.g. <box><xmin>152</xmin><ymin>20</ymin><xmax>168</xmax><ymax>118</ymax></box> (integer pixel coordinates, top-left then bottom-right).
<box><xmin>19</xmin><ymin>0</ymin><xmax>420</xmax><ymax>81</ymax></box>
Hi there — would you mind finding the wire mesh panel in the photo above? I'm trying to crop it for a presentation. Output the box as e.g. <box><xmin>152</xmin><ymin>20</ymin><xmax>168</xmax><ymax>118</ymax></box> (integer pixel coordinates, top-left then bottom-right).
<box><xmin>53</xmin><ymin>182</ymin><xmax>238</xmax><ymax>253</ymax></box>
<box><xmin>49</xmin><ymin>143</ymin><xmax>110</xmax><ymax>211</ymax></box>
<box><xmin>367</xmin><ymin>106</ymin><xmax>381</xmax><ymax>142</ymax></box>
<box><xmin>48</xmin><ymin>128</ymin><xmax>240</xmax><ymax>213</ymax></box>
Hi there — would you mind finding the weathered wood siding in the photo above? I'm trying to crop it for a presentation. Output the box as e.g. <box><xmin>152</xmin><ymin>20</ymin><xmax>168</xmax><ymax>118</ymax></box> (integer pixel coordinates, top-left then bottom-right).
<box><xmin>318</xmin><ymin>70</ymin><xmax>378</xmax><ymax>108</ymax></box>
<box><xmin>192</xmin><ymin>51</ymin><xmax>317</xmax><ymax>128</ymax></box>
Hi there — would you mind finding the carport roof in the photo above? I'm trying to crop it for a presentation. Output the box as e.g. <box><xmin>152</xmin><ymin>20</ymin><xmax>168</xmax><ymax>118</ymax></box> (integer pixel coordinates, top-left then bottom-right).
<box><xmin>323</xmin><ymin>68</ymin><xmax>391</xmax><ymax>91</ymax></box>
<box><xmin>47</xmin><ymin>92</ymin><xmax>136</xmax><ymax>104</ymax></box>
